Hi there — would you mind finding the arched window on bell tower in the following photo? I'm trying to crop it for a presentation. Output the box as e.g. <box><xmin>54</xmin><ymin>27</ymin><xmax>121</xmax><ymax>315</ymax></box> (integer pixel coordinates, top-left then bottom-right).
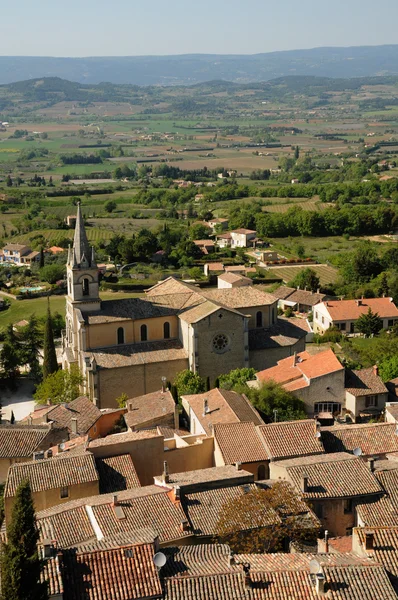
<box><xmin>117</xmin><ymin>327</ymin><xmax>125</xmax><ymax>345</ymax></box>
<box><xmin>82</xmin><ymin>278</ymin><xmax>89</xmax><ymax>296</ymax></box>
<box><xmin>140</xmin><ymin>324</ymin><xmax>148</xmax><ymax>342</ymax></box>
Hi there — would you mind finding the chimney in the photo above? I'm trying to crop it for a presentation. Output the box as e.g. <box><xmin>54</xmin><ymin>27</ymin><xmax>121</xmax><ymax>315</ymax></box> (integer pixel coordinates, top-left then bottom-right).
<box><xmin>180</xmin><ymin>520</ymin><xmax>189</xmax><ymax>532</ymax></box>
<box><xmin>373</xmin><ymin>365</ymin><xmax>379</xmax><ymax>377</ymax></box>
<box><xmin>235</xmin><ymin>462</ymin><xmax>242</xmax><ymax>471</ymax></box>
<box><xmin>112</xmin><ymin>494</ymin><xmax>118</xmax><ymax>507</ymax></box>
<box><xmin>365</xmin><ymin>531</ymin><xmax>374</xmax><ymax>551</ymax></box>
<box><xmin>174</xmin><ymin>486</ymin><xmax>181</xmax><ymax>501</ymax></box>
<box><xmin>356</xmin><ymin>299</ymin><xmax>362</xmax><ymax>306</ymax></box>
<box><xmin>203</xmin><ymin>398</ymin><xmax>209</xmax><ymax>416</ymax></box>
<box><xmin>315</xmin><ymin>572</ymin><xmax>325</xmax><ymax>595</ymax></box>
<box><xmin>229</xmin><ymin>551</ymin><xmax>235</xmax><ymax>566</ymax></box>
<box><xmin>301</xmin><ymin>475</ymin><xmax>309</xmax><ymax>493</ymax></box>
<box><xmin>163</xmin><ymin>461</ymin><xmax>169</xmax><ymax>484</ymax></box>
<box><xmin>368</xmin><ymin>458</ymin><xmax>375</xmax><ymax>473</ymax></box>
<box><xmin>317</xmin><ymin>288</ymin><xmax>320</xmax><ymax>294</ymax></box>
<box><xmin>42</xmin><ymin>539</ymin><xmax>53</xmax><ymax>560</ymax></box>
<box><xmin>47</xmin><ymin>449</ymin><xmax>53</xmax><ymax>459</ymax></box>
<box><xmin>71</xmin><ymin>417</ymin><xmax>78</xmax><ymax>435</ymax></box>
<box><xmin>293</xmin><ymin>351</ymin><xmax>297</xmax><ymax>367</ymax></box>
<box><xmin>161</xmin><ymin>376</ymin><xmax>167</xmax><ymax>393</ymax></box>
<box><xmin>324</xmin><ymin>530</ymin><xmax>329</xmax><ymax>553</ymax></box>
<box><xmin>243</xmin><ymin>563</ymin><xmax>252</xmax><ymax>589</ymax></box>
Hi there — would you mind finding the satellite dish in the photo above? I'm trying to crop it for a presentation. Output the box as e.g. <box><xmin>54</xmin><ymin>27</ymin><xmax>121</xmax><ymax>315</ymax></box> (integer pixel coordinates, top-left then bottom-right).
<box><xmin>153</xmin><ymin>552</ymin><xmax>167</xmax><ymax>568</ymax></box>
<box><xmin>353</xmin><ymin>447</ymin><xmax>362</xmax><ymax>457</ymax></box>
<box><xmin>309</xmin><ymin>559</ymin><xmax>321</xmax><ymax>575</ymax></box>
<box><xmin>316</xmin><ymin>431</ymin><xmax>321</xmax><ymax>438</ymax></box>
<box><xmin>59</xmin><ymin>443</ymin><xmax>65</xmax><ymax>451</ymax></box>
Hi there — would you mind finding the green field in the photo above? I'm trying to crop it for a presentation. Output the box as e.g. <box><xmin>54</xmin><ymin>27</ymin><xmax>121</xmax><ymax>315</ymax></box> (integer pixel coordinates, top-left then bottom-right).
<box><xmin>266</xmin><ymin>264</ymin><xmax>339</xmax><ymax>286</ymax></box>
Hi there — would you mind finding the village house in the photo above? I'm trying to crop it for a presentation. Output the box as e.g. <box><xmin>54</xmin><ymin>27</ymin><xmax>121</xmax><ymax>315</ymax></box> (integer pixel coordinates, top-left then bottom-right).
<box><xmin>4</xmin><ymin>453</ymin><xmax>100</xmax><ymax>521</ymax></box>
<box><xmin>193</xmin><ymin>239</ymin><xmax>215</xmax><ymax>254</ymax></box>
<box><xmin>344</xmin><ymin>366</ymin><xmax>389</xmax><ymax>422</ymax></box>
<box><xmin>257</xmin><ymin>419</ymin><xmax>325</xmax><ymax>462</ymax></box>
<box><xmin>124</xmin><ymin>388</ymin><xmax>178</xmax><ymax>431</ymax></box>
<box><xmin>0</xmin><ymin>424</ymin><xmax>69</xmax><ymax>483</ymax></box>
<box><xmin>213</xmin><ymin>422</ymin><xmax>269</xmax><ymax>480</ymax></box>
<box><xmin>253</xmin><ymin>349</ymin><xmax>345</xmax><ymax>418</ymax></box>
<box><xmin>181</xmin><ymin>388</ymin><xmax>265</xmax><ymax>436</ymax></box>
<box><xmin>356</xmin><ymin>461</ymin><xmax>398</xmax><ymax>528</ymax></box>
<box><xmin>230</xmin><ymin>228</ymin><xmax>257</xmax><ymax>248</ymax></box>
<box><xmin>0</xmin><ymin>243</ymin><xmax>40</xmax><ymax>266</ymax></box>
<box><xmin>215</xmin><ymin>232</ymin><xmax>232</xmax><ymax>248</ymax></box>
<box><xmin>217</xmin><ymin>272</ymin><xmax>253</xmax><ymax>288</ymax></box>
<box><xmin>269</xmin><ymin>452</ymin><xmax>383</xmax><ymax>536</ymax></box>
<box><xmin>313</xmin><ymin>297</ymin><xmax>398</xmax><ymax>334</ymax></box>
<box><xmin>321</xmin><ymin>422</ymin><xmax>398</xmax><ymax>458</ymax></box>
<box><xmin>207</xmin><ymin>217</ymin><xmax>229</xmax><ymax>232</ymax></box>
<box><xmin>272</xmin><ymin>285</ymin><xmax>328</xmax><ymax>313</ymax></box>
<box><xmin>62</xmin><ymin>208</ymin><xmax>305</xmax><ymax>407</ymax></box>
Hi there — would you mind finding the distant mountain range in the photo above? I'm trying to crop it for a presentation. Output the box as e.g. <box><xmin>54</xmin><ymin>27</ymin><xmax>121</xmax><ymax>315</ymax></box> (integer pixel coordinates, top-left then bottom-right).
<box><xmin>2</xmin><ymin>45</ymin><xmax>398</xmax><ymax>85</ymax></box>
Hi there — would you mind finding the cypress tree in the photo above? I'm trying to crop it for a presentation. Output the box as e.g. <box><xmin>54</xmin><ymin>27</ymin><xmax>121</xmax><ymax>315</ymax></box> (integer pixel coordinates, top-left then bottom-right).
<box><xmin>42</xmin><ymin>299</ymin><xmax>58</xmax><ymax>380</ymax></box>
<box><xmin>39</xmin><ymin>248</ymin><xmax>44</xmax><ymax>269</ymax></box>
<box><xmin>0</xmin><ymin>480</ymin><xmax>48</xmax><ymax>600</ymax></box>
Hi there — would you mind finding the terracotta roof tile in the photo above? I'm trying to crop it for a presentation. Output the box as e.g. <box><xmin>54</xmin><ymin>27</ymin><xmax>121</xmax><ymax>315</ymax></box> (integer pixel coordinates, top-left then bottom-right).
<box><xmin>257</xmin><ymin>420</ymin><xmax>325</xmax><ymax>461</ymax></box>
<box><xmin>95</xmin><ymin>454</ymin><xmax>141</xmax><ymax>493</ymax></box>
<box><xmin>28</xmin><ymin>396</ymin><xmax>101</xmax><ymax>435</ymax></box>
<box><xmin>124</xmin><ymin>390</ymin><xmax>176</xmax><ymax>429</ymax></box>
<box><xmin>318</xmin><ymin>297</ymin><xmax>398</xmax><ymax>321</ymax></box>
<box><xmin>217</xmin><ymin>272</ymin><xmax>252</xmax><ymax>285</ymax></box>
<box><xmin>89</xmin><ymin>429</ymin><xmax>161</xmax><ymax>448</ymax></box>
<box><xmin>345</xmin><ymin>367</ymin><xmax>388</xmax><ymax>396</ymax></box>
<box><xmin>61</xmin><ymin>543</ymin><xmax>162</xmax><ymax>600</ymax></box>
<box><xmin>274</xmin><ymin>452</ymin><xmax>383</xmax><ymax>499</ymax></box>
<box><xmin>321</xmin><ymin>423</ymin><xmax>398</xmax><ymax>456</ymax></box>
<box><xmin>203</xmin><ymin>286</ymin><xmax>276</xmax><ymax>308</ymax></box>
<box><xmin>355</xmin><ymin>526</ymin><xmax>398</xmax><ymax>583</ymax></box>
<box><xmin>256</xmin><ymin>349</ymin><xmax>343</xmax><ymax>384</ymax></box>
<box><xmin>213</xmin><ymin>422</ymin><xmax>268</xmax><ymax>464</ymax></box>
<box><xmin>182</xmin><ymin>389</ymin><xmax>263</xmax><ymax>435</ymax></box>
<box><xmin>161</xmin><ymin>544</ymin><xmax>233</xmax><ymax>577</ymax></box>
<box><xmin>86</xmin><ymin>339</ymin><xmax>188</xmax><ymax>369</ymax></box>
<box><xmin>159</xmin><ymin>466</ymin><xmax>254</xmax><ymax>491</ymax></box>
<box><xmin>249</xmin><ymin>317</ymin><xmax>307</xmax><ymax>350</ymax></box>
<box><xmin>0</xmin><ymin>425</ymin><xmax>67</xmax><ymax>459</ymax></box>
<box><xmin>4</xmin><ymin>453</ymin><xmax>99</xmax><ymax>497</ymax></box>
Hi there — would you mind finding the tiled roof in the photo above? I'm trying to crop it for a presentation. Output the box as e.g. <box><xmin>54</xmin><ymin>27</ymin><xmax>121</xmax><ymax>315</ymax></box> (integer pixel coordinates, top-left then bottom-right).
<box><xmin>61</xmin><ymin>543</ymin><xmax>162</xmax><ymax>600</ymax></box>
<box><xmin>288</xmin><ymin>289</ymin><xmax>327</xmax><ymax>306</ymax></box>
<box><xmin>356</xmin><ymin>496</ymin><xmax>398</xmax><ymax>527</ymax></box>
<box><xmin>4</xmin><ymin>453</ymin><xmax>99</xmax><ymax>497</ymax></box>
<box><xmin>159</xmin><ymin>466</ymin><xmax>253</xmax><ymax>491</ymax></box>
<box><xmin>217</xmin><ymin>272</ymin><xmax>251</xmax><ymax>284</ymax></box>
<box><xmin>345</xmin><ymin>367</ymin><xmax>388</xmax><ymax>396</ymax></box>
<box><xmin>249</xmin><ymin>317</ymin><xmax>307</xmax><ymax>350</ymax></box>
<box><xmin>161</xmin><ymin>544</ymin><xmax>232</xmax><ymax>577</ymax></box>
<box><xmin>182</xmin><ymin>388</ymin><xmax>264</xmax><ymax>435</ymax></box>
<box><xmin>0</xmin><ymin>425</ymin><xmax>66</xmax><ymax>458</ymax></box>
<box><xmin>256</xmin><ymin>349</ymin><xmax>343</xmax><ymax>384</ymax></box>
<box><xmin>42</xmin><ymin>556</ymin><xmax>64</xmax><ymax>597</ymax></box>
<box><xmin>86</xmin><ymin>339</ymin><xmax>188</xmax><ymax>369</ymax></box>
<box><xmin>274</xmin><ymin>452</ymin><xmax>383</xmax><ymax>499</ymax></box>
<box><xmin>213</xmin><ymin>422</ymin><xmax>268</xmax><ymax>464</ymax></box>
<box><xmin>257</xmin><ymin>420</ymin><xmax>325</xmax><ymax>461</ymax></box>
<box><xmin>163</xmin><ymin>572</ymin><xmax>246</xmax><ymax>600</ymax></box>
<box><xmin>328</xmin><ymin>536</ymin><xmax>354</xmax><ymax>553</ymax></box>
<box><xmin>95</xmin><ymin>455</ymin><xmax>140</xmax><ymax>493</ymax></box>
<box><xmin>205</xmin><ymin>262</ymin><xmax>225</xmax><ymax>271</ymax></box>
<box><xmin>36</xmin><ymin>486</ymin><xmax>191</xmax><ymax>547</ymax></box>
<box><xmin>355</xmin><ymin>526</ymin><xmax>398</xmax><ymax>582</ymax></box>
<box><xmin>272</xmin><ymin>286</ymin><xmax>296</xmax><ymax>300</ymax></box>
<box><xmin>318</xmin><ymin>297</ymin><xmax>398</xmax><ymax>321</ymax></box>
<box><xmin>181</xmin><ymin>483</ymin><xmax>279</xmax><ymax>536</ymax></box>
<box><xmin>124</xmin><ymin>389</ymin><xmax>176</xmax><ymax>429</ymax></box>
<box><xmin>84</xmin><ymin>294</ymin><xmax>186</xmax><ymax>324</ymax></box>
<box><xmin>27</xmin><ymin>396</ymin><xmax>101</xmax><ymax>435</ymax></box>
<box><xmin>203</xmin><ymin>286</ymin><xmax>276</xmax><ymax>308</ymax></box>
<box><xmin>230</xmin><ymin>228</ymin><xmax>256</xmax><ymax>234</ymax></box>
<box><xmin>321</xmin><ymin>423</ymin><xmax>398</xmax><ymax>456</ymax></box>
<box><xmin>89</xmin><ymin>429</ymin><xmax>161</xmax><ymax>448</ymax></box>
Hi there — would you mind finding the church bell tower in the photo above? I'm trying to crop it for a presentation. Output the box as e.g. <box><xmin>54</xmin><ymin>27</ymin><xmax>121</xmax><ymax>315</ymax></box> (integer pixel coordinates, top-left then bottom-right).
<box><xmin>66</xmin><ymin>202</ymin><xmax>101</xmax><ymax>311</ymax></box>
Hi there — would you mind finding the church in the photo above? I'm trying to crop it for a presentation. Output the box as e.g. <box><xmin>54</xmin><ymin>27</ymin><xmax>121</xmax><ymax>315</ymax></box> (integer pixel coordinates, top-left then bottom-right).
<box><xmin>63</xmin><ymin>204</ymin><xmax>306</xmax><ymax>408</ymax></box>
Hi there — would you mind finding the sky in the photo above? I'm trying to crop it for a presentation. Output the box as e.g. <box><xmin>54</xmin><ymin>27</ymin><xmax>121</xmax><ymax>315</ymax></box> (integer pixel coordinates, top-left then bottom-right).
<box><xmin>2</xmin><ymin>0</ymin><xmax>398</xmax><ymax>57</ymax></box>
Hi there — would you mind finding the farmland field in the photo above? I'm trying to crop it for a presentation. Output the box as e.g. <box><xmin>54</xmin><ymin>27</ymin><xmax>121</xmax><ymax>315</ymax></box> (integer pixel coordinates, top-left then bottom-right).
<box><xmin>266</xmin><ymin>264</ymin><xmax>339</xmax><ymax>286</ymax></box>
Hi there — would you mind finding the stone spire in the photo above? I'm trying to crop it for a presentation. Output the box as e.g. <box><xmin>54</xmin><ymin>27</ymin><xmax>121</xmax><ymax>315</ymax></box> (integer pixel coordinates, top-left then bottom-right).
<box><xmin>73</xmin><ymin>202</ymin><xmax>93</xmax><ymax>267</ymax></box>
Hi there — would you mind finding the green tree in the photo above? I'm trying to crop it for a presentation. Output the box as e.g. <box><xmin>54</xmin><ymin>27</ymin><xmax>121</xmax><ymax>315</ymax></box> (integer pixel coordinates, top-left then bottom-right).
<box><xmin>34</xmin><ymin>365</ymin><xmax>84</xmax><ymax>405</ymax></box>
<box><xmin>219</xmin><ymin>367</ymin><xmax>257</xmax><ymax>391</ymax></box>
<box><xmin>356</xmin><ymin>307</ymin><xmax>383</xmax><ymax>337</ymax></box>
<box><xmin>104</xmin><ymin>200</ymin><xmax>117</xmax><ymax>213</ymax></box>
<box><xmin>39</xmin><ymin>248</ymin><xmax>44</xmax><ymax>269</ymax></box>
<box><xmin>246</xmin><ymin>381</ymin><xmax>307</xmax><ymax>422</ymax></box>
<box><xmin>379</xmin><ymin>355</ymin><xmax>398</xmax><ymax>382</ymax></box>
<box><xmin>0</xmin><ymin>338</ymin><xmax>21</xmax><ymax>379</ymax></box>
<box><xmin>42</xmin><ymin>300</ymin><xmax>58</xmax><ymax>379</ymax></box>
<box><xmin>6</xmin><ymin>175</ymin><xmax>12</xmax><ymax>187</ymax></box>
<box><xmin>0</xmin><ymin>480</ymin><xmax>48</xmax><ymax>600</ymax></box>
<box><xmin>294</xmin><ymin>146</ymin><xmax>300</xmax><ymax>160</ymax></box>
<box><xmin>116</xmin><ymin>392</ymin><xmax>128</xmax><ymax>408</ymax></box>
<box><xmin>173</xmin><ymin>370</ymin><xmax>206</xmax><ymax>397</ymax></box>
<box><xmin>289</xmin><ymin>268</ymin><xmax>320</xmax><ymax>292</ymax></box>
<box><xmin>21</xmin><ymin>315</ymin><xmax>42</xmax><ymax>381</ymax></box>
<box><xmin>39</xmin><ymin>264</ymin><xmax>64</xmax><ymax>284</ymax></box>
<box><xmin>378</xmin><ymin>272</ymin><xmax>390</xmax><ymax>298</ymax></box>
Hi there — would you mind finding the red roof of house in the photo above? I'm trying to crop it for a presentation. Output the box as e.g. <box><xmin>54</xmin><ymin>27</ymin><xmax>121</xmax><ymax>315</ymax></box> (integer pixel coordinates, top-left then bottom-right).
<box><xmin>256</xmin><ymin>349</ymin><xmax>343</xmax><ymax>385</ymax></box>
<box><xmin>319</xmin><ymin>298</ymin><xmax>398</xmax><ymax>321</ymax></box>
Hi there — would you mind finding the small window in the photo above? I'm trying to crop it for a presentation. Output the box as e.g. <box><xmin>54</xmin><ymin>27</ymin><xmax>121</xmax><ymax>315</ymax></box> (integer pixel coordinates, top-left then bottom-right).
<box><xmin>68</xmin><ymin>276</ymin><xmax>72</xmax><ymax>295</ymax></box>
<box><xmin>322</xmin><ymin>316</ymin><xmax>324</xmax><ymax>324</ymax></box>
<box><xmin>365</xmin><ymin>395</ymin><xmax>378</xmax><ymax>408</ymax></box>
<box><xmin>340</xmin><ymin>323</ymin><xmax>346</xmax><ymax>331</ymax></box>
<box><xmin>60</xmin><ymin>486</ymin><xmax>69</xmax><ymax>499</ymax></box>
<box><xmin>314</xmin><ymin>503</ymin><xmax>324</xmax><ymax>519</ymax></box>
<box><xmin>82</xmin><ymin>278</ymin><xmax>89</xmax><ymax>296</ymax></box>
<box><xmin>389</xmin><ymin>320</ymin><xmax>394</xmax><ymax>327</ymax></box>
<box><xmin>315</xmin><ymin>312</ymin><xmax>318</xmax><ymax>320</ymax></box>
<box><xmin>140</xmin><ymin>324</ymin><xmax>147</xmax><ymax>342</ymax></box>
<box><xmin>257</xmin><ymin>464</ymin><xmax>266</xmax><ymax>480</ymax></box>
<box><xmin>117</xmin><ymin>327</ymin><xmax>124</xmax><ymax>345</ymax></box>
<box><xmin>344</xmin><ymin>499</ymin><xmax>353</xmax><ymax>514</ymax></box>
<box><xmin>164</xmin><ymin>321</ymin><xmax>170</xmax><ymax>339</ymax></box>
<box><xmin>256</xmin><ymin>311</ymin><xmax>263</xmax><ymax>328</ymax></box>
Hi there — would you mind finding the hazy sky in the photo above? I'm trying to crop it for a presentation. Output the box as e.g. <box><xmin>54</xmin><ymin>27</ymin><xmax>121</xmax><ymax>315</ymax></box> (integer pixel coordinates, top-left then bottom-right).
<box><xmin>3</xmin><ymin>0</ymin><xmax>398</xmax><ymax>57</ymax></box>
